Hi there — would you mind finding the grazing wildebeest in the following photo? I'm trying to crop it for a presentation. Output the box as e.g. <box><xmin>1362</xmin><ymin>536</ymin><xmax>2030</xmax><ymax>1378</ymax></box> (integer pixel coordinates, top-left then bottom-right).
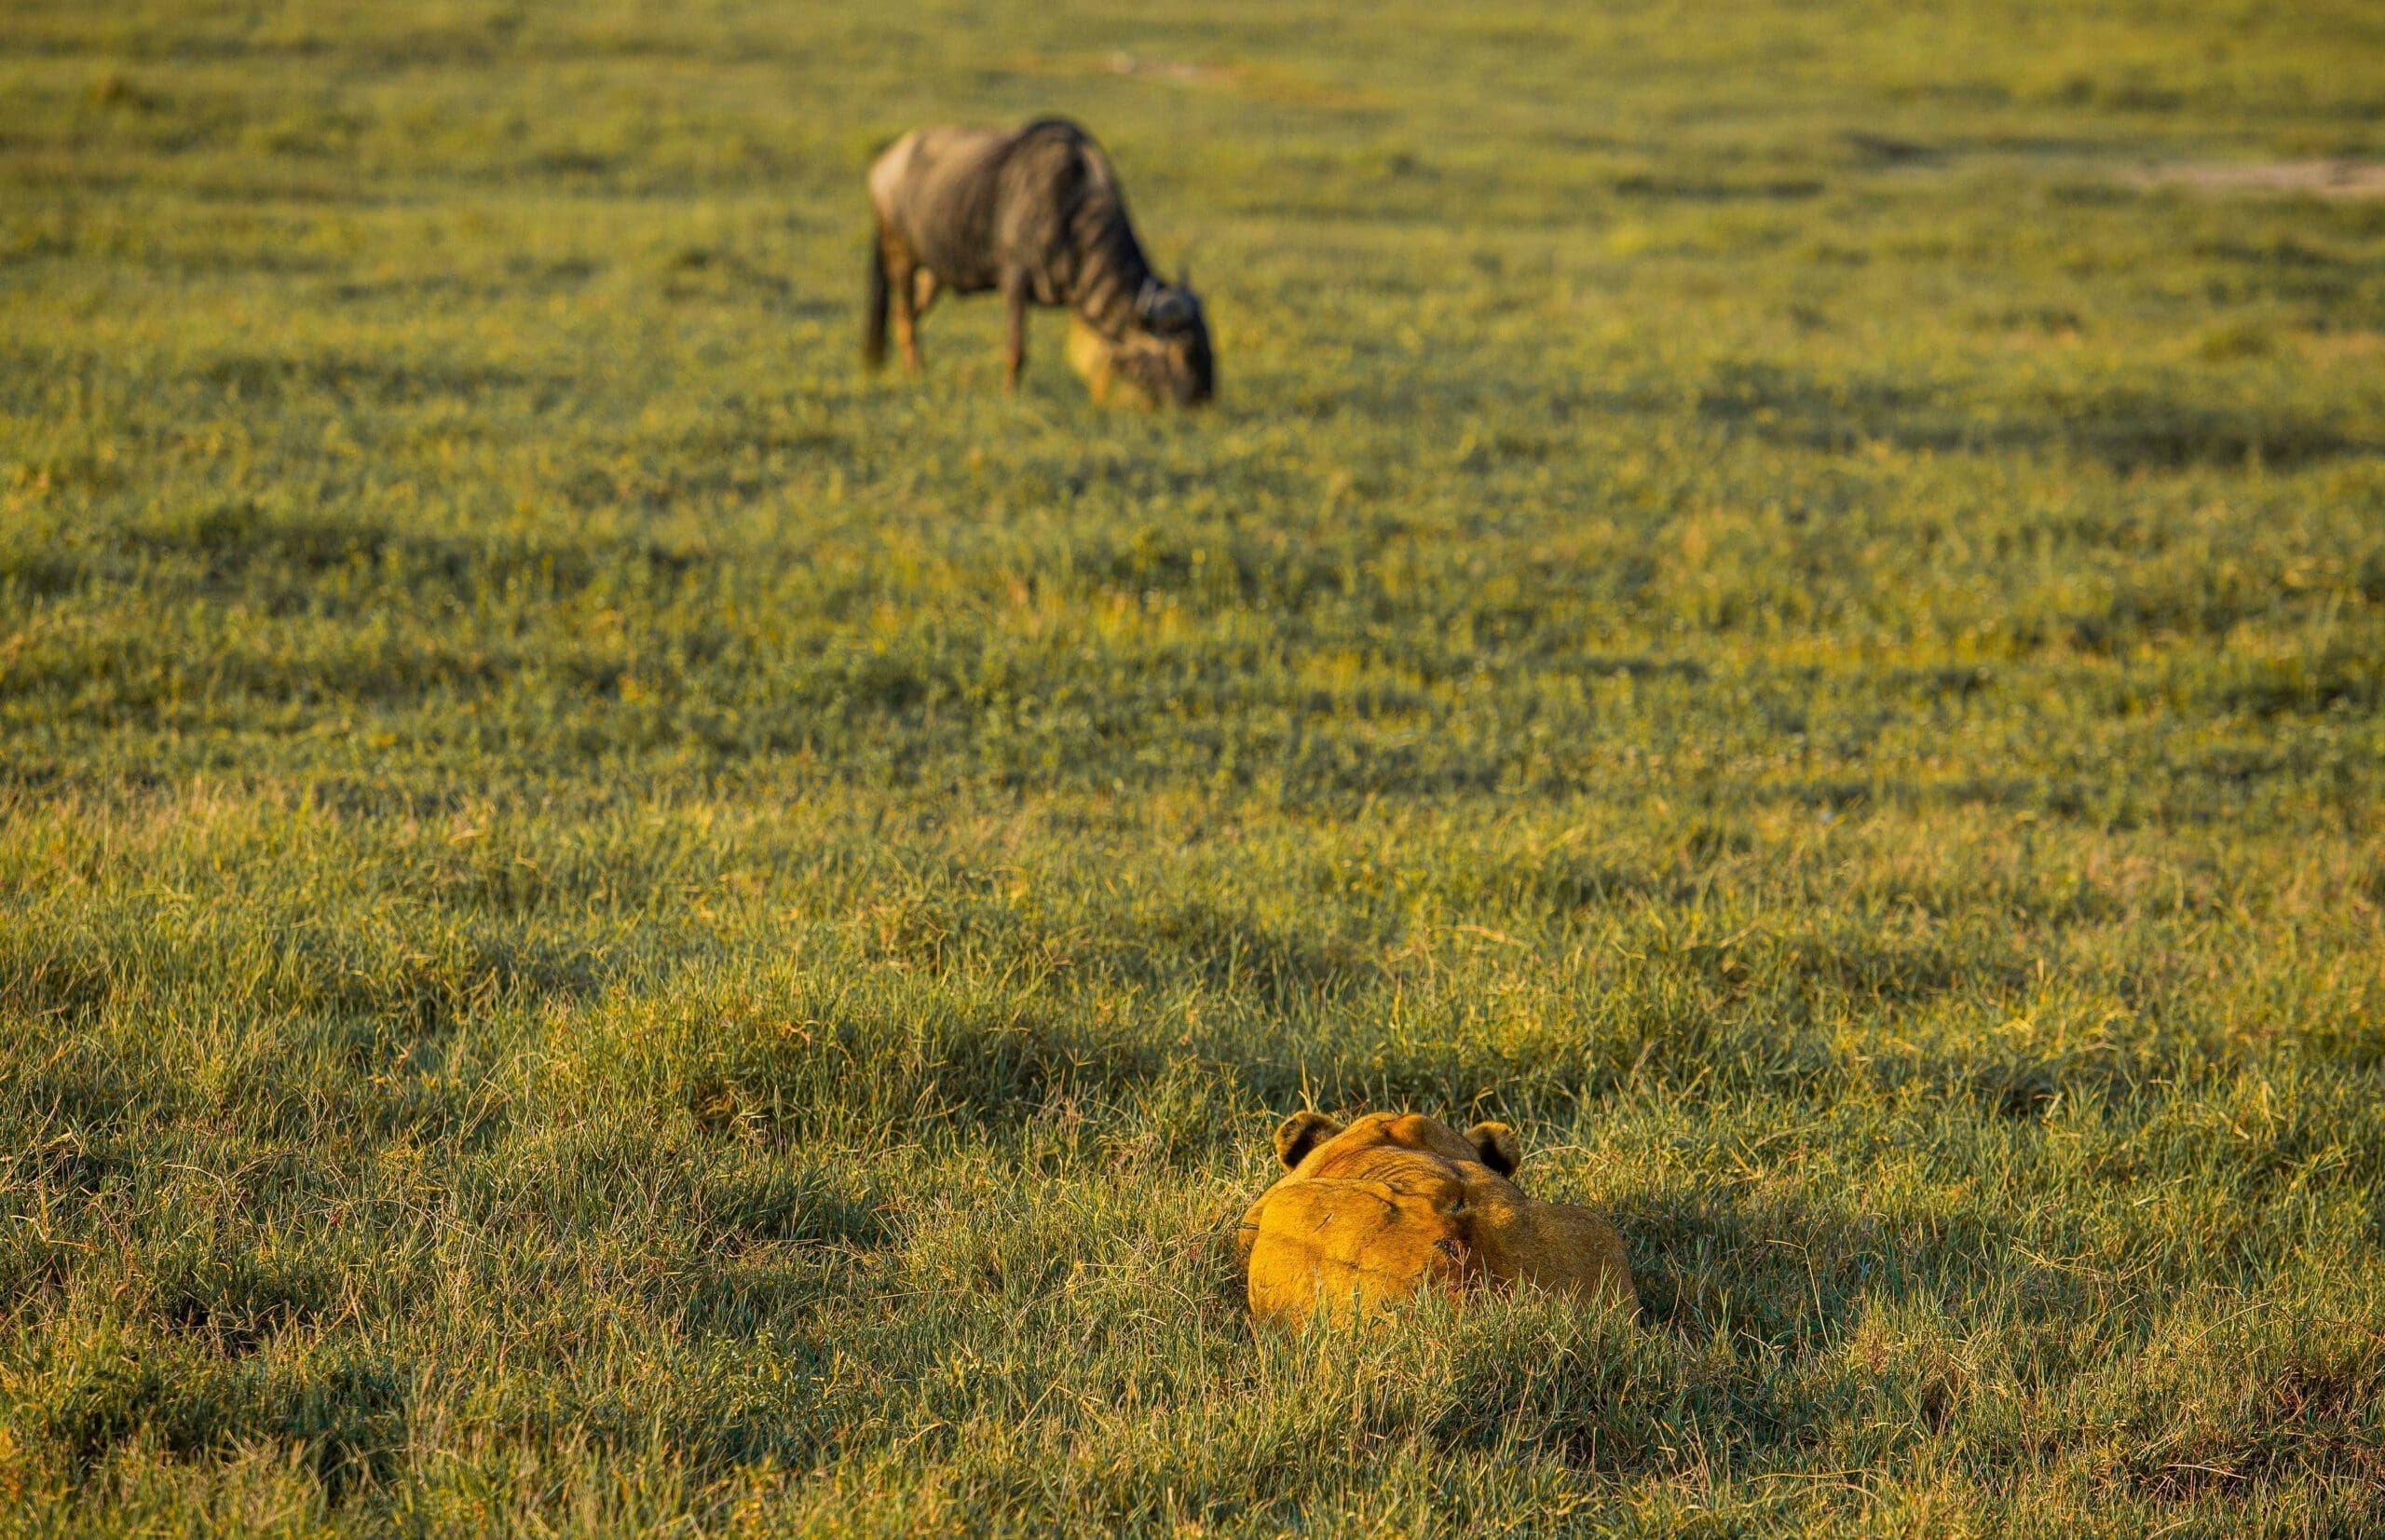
<box><xmin>865</xmin><ymin>118</ymin><xmax>1213</xmax><ymax>406</ymax></box>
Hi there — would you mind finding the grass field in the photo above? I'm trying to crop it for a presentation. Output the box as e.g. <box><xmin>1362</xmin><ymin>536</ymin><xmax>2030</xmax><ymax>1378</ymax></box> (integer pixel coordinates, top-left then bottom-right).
<box><xmin>5</xmin><ymin>0</ymin><xmax>2385</xmax><ymax>1532</ymax></box>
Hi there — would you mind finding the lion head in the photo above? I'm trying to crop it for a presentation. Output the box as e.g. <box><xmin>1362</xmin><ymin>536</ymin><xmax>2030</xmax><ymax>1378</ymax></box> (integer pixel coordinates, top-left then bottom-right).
<box><xmin>1235</xmin><ymin>1111</ymin><xmax>1635</xmax><ymax>1328</ymax></box>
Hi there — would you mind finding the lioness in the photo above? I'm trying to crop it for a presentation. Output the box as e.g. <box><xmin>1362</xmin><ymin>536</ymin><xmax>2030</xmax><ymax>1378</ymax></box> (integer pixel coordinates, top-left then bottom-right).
<box><xmin>1236</xmin><ymin>1111</ymin><xmax>1635</xmax><ymax>1328</ymax></box>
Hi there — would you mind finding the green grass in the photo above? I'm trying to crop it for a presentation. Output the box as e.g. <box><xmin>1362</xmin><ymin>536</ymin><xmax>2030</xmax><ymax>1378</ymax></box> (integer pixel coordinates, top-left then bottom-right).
<box><xmin>5</xmin><ymin>0</ymin><xmax>2385</xmax><ymax>1531</ymax></box>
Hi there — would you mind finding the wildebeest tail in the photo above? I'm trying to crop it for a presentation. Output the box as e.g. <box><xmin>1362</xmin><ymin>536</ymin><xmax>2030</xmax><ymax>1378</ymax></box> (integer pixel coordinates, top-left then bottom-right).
<box><xmin>863</xmin><ymin>229</ymin><xmax>890</xmax><ymax>369</ymax></box>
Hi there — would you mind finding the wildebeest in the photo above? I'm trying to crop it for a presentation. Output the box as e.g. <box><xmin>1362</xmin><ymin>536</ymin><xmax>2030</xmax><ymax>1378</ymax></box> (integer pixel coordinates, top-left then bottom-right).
<box><xmin>865</xmin><ymin>118</ymin><xmax>1213</xmax><ymax>406</ymax></box>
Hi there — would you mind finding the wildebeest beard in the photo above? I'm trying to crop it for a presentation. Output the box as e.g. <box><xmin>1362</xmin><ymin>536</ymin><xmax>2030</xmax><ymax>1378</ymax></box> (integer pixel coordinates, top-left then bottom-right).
<box><xmin>866</xmin><ymin>118</ymin><xmax>1214</xmax><ymax>405</ymax></box>
<box><xmin>1070</xmin><ymin>280</ymin><xmax>1213</xmax><ymax>408</ymax></box>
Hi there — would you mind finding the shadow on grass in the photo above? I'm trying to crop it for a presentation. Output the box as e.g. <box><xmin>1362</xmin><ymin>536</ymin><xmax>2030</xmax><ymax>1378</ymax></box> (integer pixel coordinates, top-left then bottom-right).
<box><xmin>1697</xmin><ymin>360</ymin><xmax>2365</xmax><ymax>470</ymax></box>
<box><xmin>34</xmin><ymin>1341</ymin><xmax>409</xmax><ymax>1501</ymax></box>
<box><xmin>99</xmin><ymin>498</ymin><xmax>720</xmax><ymax>604</ymax></box>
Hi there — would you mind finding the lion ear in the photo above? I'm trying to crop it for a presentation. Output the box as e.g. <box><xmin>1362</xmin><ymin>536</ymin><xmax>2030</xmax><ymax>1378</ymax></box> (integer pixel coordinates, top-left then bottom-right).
<box><xmin>1467</xmin><ymin>1121</ymin><xmax>1520</xmax><ymax>1177</ymax></box>
<box><xmin>1274</xmin><ymin>1110</ymin><xmax>1343</xmax><ymax>1168</ymax></box>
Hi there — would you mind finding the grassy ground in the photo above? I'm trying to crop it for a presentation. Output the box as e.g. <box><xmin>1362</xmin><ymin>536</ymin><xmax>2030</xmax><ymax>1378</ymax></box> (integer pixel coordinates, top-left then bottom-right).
<box><xmin>5</xmin><ymin>0</ymin><xmax>2385</xmax><ymax>1532</ymax></box>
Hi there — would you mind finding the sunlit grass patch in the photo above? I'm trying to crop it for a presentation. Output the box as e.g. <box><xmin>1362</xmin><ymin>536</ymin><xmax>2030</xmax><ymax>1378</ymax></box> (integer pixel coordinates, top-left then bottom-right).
<box><xmin>4</xmin><ymin>0</ymin><xmax>2384</xmax><ymax>1530</ymax></box>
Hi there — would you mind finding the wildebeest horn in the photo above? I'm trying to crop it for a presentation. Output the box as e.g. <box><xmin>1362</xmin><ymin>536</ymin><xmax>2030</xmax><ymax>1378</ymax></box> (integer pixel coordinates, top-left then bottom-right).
<box><xmin>1141</xmin><ymin>286</ymin><xmax>1194</xmax><ymax>329</ymax></box>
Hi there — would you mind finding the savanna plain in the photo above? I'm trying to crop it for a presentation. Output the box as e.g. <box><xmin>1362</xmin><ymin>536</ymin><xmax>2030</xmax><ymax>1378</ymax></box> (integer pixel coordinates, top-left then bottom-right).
<box><xmin>4</xmin><ymin>1</ymin><xmax>2384</xmax><ymax>1533</ymax></box>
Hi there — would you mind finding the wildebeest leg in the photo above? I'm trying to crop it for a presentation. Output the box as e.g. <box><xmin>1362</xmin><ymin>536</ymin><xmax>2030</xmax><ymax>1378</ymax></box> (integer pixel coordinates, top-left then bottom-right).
<box><xmin>1002</xmin><ymin>276</ymin><xmax>1029</xmax><ymax>392</ymax></box>
<box><xmin>864</xmin><ymin>228</ymin><xmax>891</xmax><ymax>370</ymax></box>
<box><xmin>912</xmin><ymin>269</ymin><xmax>940</xmax><ymax>319</ymax></box>
<box><xmin>883</xmin><ymin>237</ymin><xmax>923</xmax><ymax>374</ymax></box>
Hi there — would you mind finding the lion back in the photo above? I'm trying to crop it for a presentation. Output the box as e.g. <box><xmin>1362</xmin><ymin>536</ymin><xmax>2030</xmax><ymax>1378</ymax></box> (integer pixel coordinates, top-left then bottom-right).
<box><xmin>1462</xmin><ymin>1190</ymin><xmax>1637</xmax><ymax>1312</ymax></box>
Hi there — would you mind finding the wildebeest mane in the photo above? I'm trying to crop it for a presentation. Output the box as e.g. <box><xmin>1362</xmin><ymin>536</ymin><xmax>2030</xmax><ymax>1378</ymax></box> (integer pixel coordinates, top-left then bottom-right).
<box><xmin>1029</xmin><ymin>120</ymin><xmax>1158</xmax><ymax>338</ymax></box>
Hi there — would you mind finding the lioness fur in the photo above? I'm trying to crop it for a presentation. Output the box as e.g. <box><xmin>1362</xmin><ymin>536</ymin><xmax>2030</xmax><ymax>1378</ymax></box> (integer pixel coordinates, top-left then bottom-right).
<box><xmin>1236</xmin><ymin>1111</ymin><xmax>1635</xmax><ymax>1328</ymax></box>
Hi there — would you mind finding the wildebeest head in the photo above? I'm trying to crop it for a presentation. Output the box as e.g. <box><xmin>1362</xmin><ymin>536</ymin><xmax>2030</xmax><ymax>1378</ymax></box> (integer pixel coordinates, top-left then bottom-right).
<box><xmin>1110</xmin><ymin>276</ymin><xmax>1212</xmax><ymax>407</ymax></box>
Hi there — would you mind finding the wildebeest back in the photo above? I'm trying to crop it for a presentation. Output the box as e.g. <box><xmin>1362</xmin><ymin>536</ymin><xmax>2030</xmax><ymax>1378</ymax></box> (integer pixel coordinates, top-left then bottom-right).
<box><xmin>869</xmin><ymin>119</ymin><xmax>1153</xmax><ymax>320</ymax></box>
